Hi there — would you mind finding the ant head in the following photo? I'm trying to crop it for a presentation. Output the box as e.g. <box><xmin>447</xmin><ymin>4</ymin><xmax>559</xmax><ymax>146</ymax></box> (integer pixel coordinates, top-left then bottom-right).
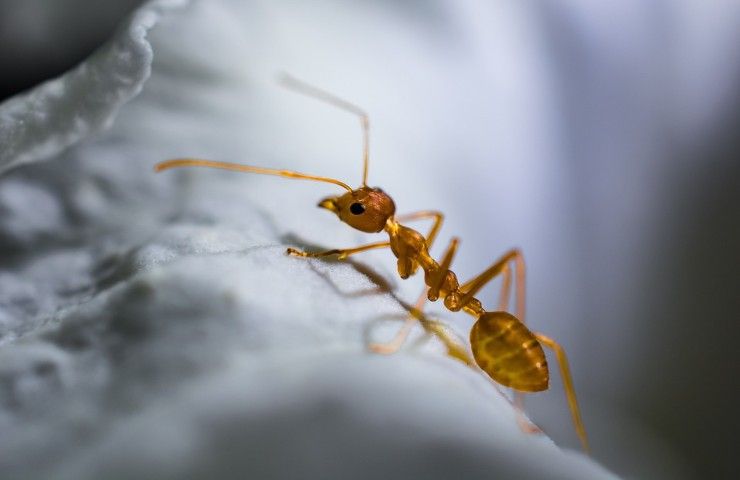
<box><xmin>318</xmin><ymin>187</ymin><xmax>395</xmax><ymax>233</ymax></box>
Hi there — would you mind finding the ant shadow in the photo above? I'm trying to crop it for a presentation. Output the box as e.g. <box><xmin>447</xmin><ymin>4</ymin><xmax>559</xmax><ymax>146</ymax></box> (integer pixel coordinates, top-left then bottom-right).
<box><xmin>280</xmin><ymin>232</ymin><xmax>461</xmax><ymax>350</ymax></box>
<box><xmin>279</xmin><ymin>233</ymin><xmax>520</xmax><ymax>411</ymax></box>
<box><xmin>280</xmin><ymin>232</ymin><xmax>395</xmax><ymax>296</ymax></box>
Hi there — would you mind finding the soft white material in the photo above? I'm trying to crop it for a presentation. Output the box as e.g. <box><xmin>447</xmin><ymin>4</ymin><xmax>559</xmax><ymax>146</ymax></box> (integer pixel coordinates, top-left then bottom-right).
<box><xmin>0</xmin><ymin>0</ymin><xmax>188</xmax><ymax>174</ymax></box>
<box><xmin>0</xmin><ymin>1</ymin><xmax>619</xmax><ymax>479</ymax></box>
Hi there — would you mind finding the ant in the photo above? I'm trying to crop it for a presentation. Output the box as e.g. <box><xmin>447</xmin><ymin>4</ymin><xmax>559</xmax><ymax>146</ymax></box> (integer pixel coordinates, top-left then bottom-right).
<box><xmin>155</xmin><ymin>75</ymin><xmax>589</xmax><ymax>452</ymax></box>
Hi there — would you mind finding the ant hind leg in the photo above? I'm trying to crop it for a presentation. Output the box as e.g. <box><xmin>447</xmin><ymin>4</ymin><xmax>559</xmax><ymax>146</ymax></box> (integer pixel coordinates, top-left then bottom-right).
<box><xmin>535</xmin><ymin>333</ymin><xmax>589</xmax><ymax>452</ymax></box>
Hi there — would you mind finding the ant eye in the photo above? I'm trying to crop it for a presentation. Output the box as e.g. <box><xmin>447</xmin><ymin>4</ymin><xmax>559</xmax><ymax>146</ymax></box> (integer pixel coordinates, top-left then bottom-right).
<box><xmin>349</xmin><ymin>202</ymin><xmax>365</xmax><ymax>215</ymax></box>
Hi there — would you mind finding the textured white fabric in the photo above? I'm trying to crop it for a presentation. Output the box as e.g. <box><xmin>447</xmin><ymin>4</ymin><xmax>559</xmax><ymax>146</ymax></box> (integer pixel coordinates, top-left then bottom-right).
<box><xmin>0</xmin><ymin>1</ymin><xmax>619</xmax><ymax>478</ymax></box>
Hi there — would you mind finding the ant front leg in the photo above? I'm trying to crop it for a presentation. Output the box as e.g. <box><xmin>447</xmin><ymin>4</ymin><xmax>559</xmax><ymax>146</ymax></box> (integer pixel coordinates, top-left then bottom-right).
<box><xmin>287</xmin><ymin>241</ymin><xmax>390</xmax><ymax>260</ymax></box>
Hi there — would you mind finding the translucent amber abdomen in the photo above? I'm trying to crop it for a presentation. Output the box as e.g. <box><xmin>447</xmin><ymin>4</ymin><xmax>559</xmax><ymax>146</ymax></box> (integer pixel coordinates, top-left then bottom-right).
<box><xmin>470</xmin><ymin>311</ymin><xmax>549</xmax><ymax>392</ymax></box>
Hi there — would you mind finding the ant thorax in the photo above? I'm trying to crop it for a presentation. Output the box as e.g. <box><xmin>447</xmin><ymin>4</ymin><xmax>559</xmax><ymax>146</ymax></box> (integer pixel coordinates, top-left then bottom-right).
<box><xmin>386</xmin><ymin>224</ymin><xmax>433</xmax><ymax>278</ymax></box>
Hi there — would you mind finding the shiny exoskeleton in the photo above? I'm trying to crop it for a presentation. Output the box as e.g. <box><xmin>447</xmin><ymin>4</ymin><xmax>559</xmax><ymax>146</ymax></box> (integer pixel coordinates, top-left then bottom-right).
<box><xmin>308</xmin><ymin>186</ymin><xmax>549</xmax><ymax>393</ymax></box>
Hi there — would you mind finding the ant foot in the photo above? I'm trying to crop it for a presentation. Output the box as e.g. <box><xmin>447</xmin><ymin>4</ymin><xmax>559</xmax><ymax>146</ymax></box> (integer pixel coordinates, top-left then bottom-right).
<box><xmin>446</xmin><ymin>345</ymin><xmax>475</xmax><ymax>366</ymax></box>
<box><xmin>286</xmin><ymin>247</ymin><xmax>307</xmax><ymax>257</ymax></box>
<box><xmin>517</xmin><ymin>417</ymin><xmax>544</xmax><ymax>435</ymax></box>
<box><xmin>368</xmin><ymin>342</ymin><xmax>400</xmax><ymax>355</ymax></box>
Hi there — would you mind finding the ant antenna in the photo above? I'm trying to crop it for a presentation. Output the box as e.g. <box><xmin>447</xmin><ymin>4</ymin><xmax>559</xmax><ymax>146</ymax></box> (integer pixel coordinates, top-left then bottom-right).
<box><xmin>155</xmin><ymin>158</ymin><xmax>353</xmax><ymax>192</ymax></box>
<box><xmin>279</xmin><ymin>73</ymin><xmax>370</xmax><ymax>187</ymax></box>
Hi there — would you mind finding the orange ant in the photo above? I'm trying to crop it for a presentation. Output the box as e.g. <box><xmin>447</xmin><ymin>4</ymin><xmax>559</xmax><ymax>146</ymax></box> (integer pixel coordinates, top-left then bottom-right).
<box><xmin>155</xmin><ymin>75</ymin><xmax>589</xmax><ymax>452</ymax></box>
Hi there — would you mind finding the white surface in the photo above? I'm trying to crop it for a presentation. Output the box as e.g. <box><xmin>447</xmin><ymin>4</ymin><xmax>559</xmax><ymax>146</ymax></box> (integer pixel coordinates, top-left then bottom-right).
<box><xmin>0</xmin><ymin>1</ymin><xmax>620</xmax><ymax>479</ymax></box>
<box><xmin>0</xmin><ymin>0</ymin><xmax>183</xmax><ymax>174</ymax></box>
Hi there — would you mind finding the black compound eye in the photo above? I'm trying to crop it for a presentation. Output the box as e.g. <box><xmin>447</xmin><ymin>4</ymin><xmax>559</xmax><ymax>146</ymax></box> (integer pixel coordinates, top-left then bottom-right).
<box><xmin>349</xmin><ymin>202</ymin><xmax>365</xmax><ymax>215</ymax></box>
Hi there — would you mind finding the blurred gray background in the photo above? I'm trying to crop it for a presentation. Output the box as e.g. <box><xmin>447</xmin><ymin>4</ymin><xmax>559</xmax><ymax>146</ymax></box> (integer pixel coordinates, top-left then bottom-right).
<box><xmin>1</xmin><ymin>1</ymin><xmax>738</xmax><ymax>478</ymax></box>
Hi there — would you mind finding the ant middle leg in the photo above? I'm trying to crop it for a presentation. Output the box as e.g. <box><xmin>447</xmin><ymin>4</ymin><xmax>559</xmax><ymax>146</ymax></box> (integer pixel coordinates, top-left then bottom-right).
<box><xmin>459</xmin><ymin>248</ymin><xmax>525</xmax><ymax>320</ymax></box>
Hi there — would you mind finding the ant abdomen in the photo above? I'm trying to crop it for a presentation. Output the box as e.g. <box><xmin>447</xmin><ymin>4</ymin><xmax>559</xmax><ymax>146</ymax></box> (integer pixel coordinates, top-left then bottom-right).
<box><xmin>470</xmin><ymin>311</ymin><xmax>549</xmax><ymax>393</ymax></box>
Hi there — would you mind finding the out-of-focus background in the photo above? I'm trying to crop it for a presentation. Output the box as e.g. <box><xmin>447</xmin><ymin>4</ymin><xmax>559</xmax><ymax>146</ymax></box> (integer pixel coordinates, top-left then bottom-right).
<box><xmin>1</xmin><ymin>1</ymin><xmax>738</xmax><ymax>479</ymax></box>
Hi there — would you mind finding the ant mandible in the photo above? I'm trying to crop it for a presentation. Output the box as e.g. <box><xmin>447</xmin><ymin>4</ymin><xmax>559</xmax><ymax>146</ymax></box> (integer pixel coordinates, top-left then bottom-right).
<box><xmin>155</xmin><ymin>75</ymin><xmax>589</xmax><ymax>452</ymax></box>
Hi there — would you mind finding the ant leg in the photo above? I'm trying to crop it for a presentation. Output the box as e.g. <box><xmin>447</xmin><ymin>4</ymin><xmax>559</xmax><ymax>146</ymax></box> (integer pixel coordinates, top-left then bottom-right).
<box><xmin>457</xmin><ymin>250</ymin><xmax>543</xmax><ymax>434</ymax></box>
<box><xmin>370</xmin><ymin>287</ymin><xmax>472</xmax><ymax>365</ymax></box>
<box><xmin>427</xmin><ymin>237</ymin><xmax>459</xmax><ymax>301</ymax></box>
<box><xmin>495</xmin><ymin>262</ymin><xmax>537</xmax><ymax>436</ymax></box>
<box><xmin>471</xmin><ymin>252</ymin><xmax>528</xmax><ymax>418</ymax></box>
<box><xmin>501</xmin><ymin>254</ymin><xmax>530</xmax><ymax>424</ymax></box>
<box><xmin>498</xmin><ymin>264</ymin><xmax>512</xmax><ymax>311</ymax></box>
<box><xmin>421</xmin><ymin>318</ymin><xmax>475</xmax><ymax>365</ymax></box>
<box><xmin>371</xmin><ymin>237</ymin><xmax>470</xmax><ymax>362</ymax></box>
<box><xmin>289</xmin><ymin>239</ymin><xmax>472</xmax><ymax>360</ymax></box>
<box><xmin>535</xmin><ymin>333</ymin><xmax>590</xmax><ymax>452</ymax></box>
<box><xmin>394</xmin><ymin>210</ymin><xmax>445</xmax><ymax>278</ymax></box>
<box><xmin>369</xmin><ymin>287</ymin><xmax>428</xmax><ymax>354</ymax></box>
<box><xmin>458</xmin><ymin>248</ymin><xmax>525</xmax><ymax>317</ymax></box>
<box><xmin>369</xmin><ymin>210</ymin><xmax>445</xmax><ymax>351</ymax></box>
<box><xmin>287</xmin><ymin>241</ymin><xmax>390</xmax><ymax>260</ymax></box>
<box><xmin>418</xmin><ymin>237</ymin><xmax>473</xmax><ymax>363</ymax></box>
